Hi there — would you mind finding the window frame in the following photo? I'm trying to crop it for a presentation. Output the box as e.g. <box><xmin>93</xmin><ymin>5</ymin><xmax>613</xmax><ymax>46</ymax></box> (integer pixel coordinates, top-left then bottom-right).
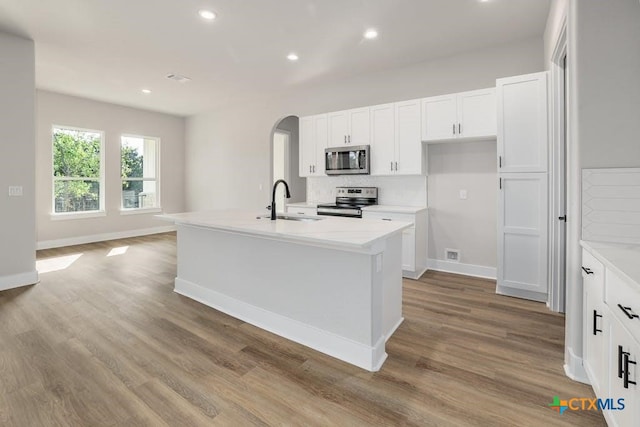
<box><xmin>50</xmin><ymin>124</ymin><xmax>106</xmax><ymax>220</ymax></box>
<box><xmin>119</xmin><ymin>133</ymin><xmax>162</xmax><ymax>214</ymax></box>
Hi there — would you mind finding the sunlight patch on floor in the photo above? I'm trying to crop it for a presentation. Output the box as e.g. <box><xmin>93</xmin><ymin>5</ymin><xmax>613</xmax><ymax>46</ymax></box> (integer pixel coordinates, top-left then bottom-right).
<box><xmin>36</xmin><ymin>253</ymin><xmax>83</xmax><ymax>274</ymax></box>
<box><xmin>107</xmin><ymin>246</ymin><xmax>129</xmax><ymax>257</ymax></box>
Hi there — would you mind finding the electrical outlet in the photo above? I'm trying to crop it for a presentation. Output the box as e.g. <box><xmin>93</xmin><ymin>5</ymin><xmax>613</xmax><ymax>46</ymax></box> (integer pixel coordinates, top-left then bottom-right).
<box><xmin>8</xmin><ymin>186</ymin><xmax>23</xmax><ymax>197</ymax></box>
<box><xmin>459</xmin><ymin>189</ymin><xmax>467</xmax><ymax>200</ymax></box>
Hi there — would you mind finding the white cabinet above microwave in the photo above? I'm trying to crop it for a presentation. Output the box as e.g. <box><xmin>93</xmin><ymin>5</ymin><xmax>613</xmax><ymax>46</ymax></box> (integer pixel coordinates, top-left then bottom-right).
<box><xmin>421</xmin><ymin>88</ymin><xmax>496</xmax><ymax>142</ymax></box>
<box><xmin>328</xmin><ymin>107</ymin><xmax>370</xmax><ymax>146</ymax></box>
<box><xmin>299</xmin><ymin>114</ymin><xmax>327</xmax><ymax>177</ymax></box>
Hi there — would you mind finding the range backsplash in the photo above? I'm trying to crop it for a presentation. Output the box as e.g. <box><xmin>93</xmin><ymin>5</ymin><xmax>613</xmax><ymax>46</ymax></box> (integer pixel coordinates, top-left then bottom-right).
<box><xmin>307</xmin><ymin>175</ymin><xmax>427</xmax><ymax>206</ymax></box>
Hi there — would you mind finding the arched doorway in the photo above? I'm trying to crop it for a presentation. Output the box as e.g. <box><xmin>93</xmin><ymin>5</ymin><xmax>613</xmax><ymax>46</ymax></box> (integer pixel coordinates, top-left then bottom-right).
<box><xmin>271</xmin><ymin>116</ymin><xmax>305</xmax><ymax>212</ymax></box>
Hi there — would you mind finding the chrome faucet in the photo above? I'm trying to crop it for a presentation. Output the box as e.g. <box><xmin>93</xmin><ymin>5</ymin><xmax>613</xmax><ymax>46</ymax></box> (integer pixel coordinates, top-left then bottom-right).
<box><xmin>271</xmin><ymin>179</ymin><xmax>291</xmax><ymax>220</ymax></box>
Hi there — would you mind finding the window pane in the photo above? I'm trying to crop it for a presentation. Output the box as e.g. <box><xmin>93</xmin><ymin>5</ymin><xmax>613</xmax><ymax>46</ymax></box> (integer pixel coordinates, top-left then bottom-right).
<box><xmin>54</xmin><ymin>180</ymin><xmax>100</xmax><ymax>213</ymax></box>
<box><xmin>122</xmin><ymin>180</ymin><xmax>157</xmax><ymax>209</ymax></box>
<box><xmin>121</xmin><ymin>136</ymin><xmax>157</xmax><ymax>179</ymax></box>
<box><xmin>53</xmin><ymin>128</ymin><xmax>101</xmax><ymax>178</ymax></box>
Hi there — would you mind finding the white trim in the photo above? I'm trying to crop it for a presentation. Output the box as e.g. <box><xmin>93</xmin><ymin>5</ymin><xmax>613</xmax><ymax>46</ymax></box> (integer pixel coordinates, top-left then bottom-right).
<box><xmin>563</xmin><ymin>347</ymin><xmax>589</xmax><ymax>384</ymax></box>
<box><xmin>496</xmin><ymin>285</ymin><xmax>547</xmax><ymax>303</ymax></box>
<box><xmin>548</xmin><ymin>19</ymin><xmax>568</xmax><ymax>314</ymax></box>
<box><xmin>36</xmin><ymin>225</ymin><xmax>176</xmax><ymax>250</ymax></box>
<box><xmin>119</xmin><ymin>207</ymin><xmax>163</xmax><ymax>216</ymax></box>
<box><xmin>175</xmin><ymin>277</ymin><xmax>387</xmax><ymax>372</ymax></box>
<box><xmin>403</xmin><ymin>266</ymin><xmax>427</xmax><ymax>280</ymax></box>
<box><xmin>427</xmin><ymin>259</ymin><xmax>496</xmax><ymax>280</ymax></box>
<box><xmin>0</xmin><ymin>271</ymin><xmax>39</xmax><ymax>292</ymax></box>
<box><xmin>50</xmin><ymin>210</ymin><xmax>107</xmax><ymax>221</ymax></box>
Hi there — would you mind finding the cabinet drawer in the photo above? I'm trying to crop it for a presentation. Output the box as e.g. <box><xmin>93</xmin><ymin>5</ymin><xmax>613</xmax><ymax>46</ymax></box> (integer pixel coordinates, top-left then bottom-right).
<box><xmin>362</xmin><ymin>211</ymin><xmax>415</xmax><ymax>225</ymax></box>
<box><xmin>606</xmin><ymin>269</ymin><xmax>640</xmax><ymax>344</ymax></box>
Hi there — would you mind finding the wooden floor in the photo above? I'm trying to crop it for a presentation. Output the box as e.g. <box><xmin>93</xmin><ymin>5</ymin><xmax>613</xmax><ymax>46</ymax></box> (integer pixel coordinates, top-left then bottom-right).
<box><xmin>0</xmin><ymin>233</ymin><xmax>604</xmax><ymax>426</ymax></box>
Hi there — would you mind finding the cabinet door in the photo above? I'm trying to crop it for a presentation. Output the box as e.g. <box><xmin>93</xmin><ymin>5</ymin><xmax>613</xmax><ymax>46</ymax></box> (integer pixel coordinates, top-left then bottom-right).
<box><xmin>299</xmin><ymin>116</ymin><xmax>315</xmax><ymax>177</ymax></box>
<box><xmin>328</xmin><ymin>111</ymin><xmax>349</xmax><ymax>146</ymax></box>
<box><xmin>457</xmin><ymin>88</ymin><xmax>496</xmax><ymax>139</ymax></box>
<box><xmin>313</xmin><ymin>114</ymin><xmax>328</xmax><ymax>176</ymax></box>
<box><xmin>421</xmin><ymin>95</ymin><xmax>457</xmax><ymax>141</ymax></box>
<box><xmin>582</xmin><ymin>249</ymin><xmax>607</xmax><ymax>396</ymax></box>
<box><xmin>497</xmin><ymin>72</ymin><xmax>548</xmax><ymax>172</ymax></box>
<box><xmin>497</xmin><ymin>173</ymin><xmax>548</xmax><ymax>300</ymax></box>
<box><xmin>348</xmin><ymin>107</ymin><xmax>370</xmax><ymax>145</ymax></box>
<box><xmin>608</xmin><ymin>317</ymin><xmax>639</xmax><ymax>427</ymax></box>
<box><xmin>401</xmin><ymin>228</ymin><xmax>416</xmax><ymax>271</ymax></box>
<box><xmin>395</xmin><ymin>99</ymin><xmax>423</xmax><ymax>175</ymax></box>
<box><xmin>369</xmin><ymin>103</ymin><xmax>396</xmax><ymax>175</ymax></box>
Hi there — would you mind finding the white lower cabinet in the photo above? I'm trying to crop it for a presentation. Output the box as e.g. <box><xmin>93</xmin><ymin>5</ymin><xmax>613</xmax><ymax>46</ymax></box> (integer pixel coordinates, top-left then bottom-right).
<box><xmin>362</xmin><ymin>209</ymin><xmax>427</xmax><ymax>279</ymax></box>
<box><xmin>583</xmin><ymin>247</ymin><xmax>640</xmax><ymax>427</ymax></box>
<box><xmin>582</xmin><ymin>249</ymin><xmax>608</xmax><ymax>397</ymax></box>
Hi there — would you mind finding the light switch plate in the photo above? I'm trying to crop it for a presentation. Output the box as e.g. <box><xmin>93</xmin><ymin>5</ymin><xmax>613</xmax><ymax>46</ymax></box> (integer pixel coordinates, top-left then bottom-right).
<box><xmin>8</xmin><ymin>186</ymin><xmax>23</xmax><ymax>196</ymax></box>
<box><xmin>459</xmin><ymin>189</ymin><xmax>467</xmax><ymax>200</ymax></box>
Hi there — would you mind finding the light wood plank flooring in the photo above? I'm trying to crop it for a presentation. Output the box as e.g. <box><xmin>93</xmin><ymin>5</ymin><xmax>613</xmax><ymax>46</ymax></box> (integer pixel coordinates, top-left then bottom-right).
<box><xmin>0</xmin><ymin>233</ymin><xmax>604</xmax><ymax>426</ymax></box>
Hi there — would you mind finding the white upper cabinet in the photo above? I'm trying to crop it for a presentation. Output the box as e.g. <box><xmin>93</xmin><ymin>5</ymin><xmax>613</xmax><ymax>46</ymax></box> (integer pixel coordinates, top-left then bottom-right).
<box><xmin>370</xmin><ymin>99</ymin><xmax>423</xmax><ymax>176</ymax></box>
<box><xmin>327</xmin><ymin>107</ymin><xmax>370</xmax><ymax>146</ymax></box>
<box><xmin>421</xmin><ymin>88</ymin><xmax>496</xmax><ymax>142</ymax></box>
<box><xmin>421</xmin><ymin>95</ymin><xmax>457</xmax><ymax>141</ymax></box>
<box><xmin>298</xmin><ymin>114</ymin><xmax>327</xmax><ymax>177</ymax></box>
<box><xmin>458</xmin><ymin>88</ymin><xmax>497</xmax><ymax>138</ymax></box>
<box><xmin>497</xmin><ymin>72</ymin><xmax>548</xmax><ymax>173</ymax></box>
<box><xmin>395</xmin><ymin>99</ymin><xmax>423</xmax><ymax>175</ymax></box>
<box><xmin>370</xmin><ymin>103</ymin><xmax>395</xmax><ymax>175</ymax></box>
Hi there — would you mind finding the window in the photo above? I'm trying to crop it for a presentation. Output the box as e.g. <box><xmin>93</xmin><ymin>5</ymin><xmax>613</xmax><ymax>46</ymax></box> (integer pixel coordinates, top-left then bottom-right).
<box><xmin>52</xmin><ymin>126</ymin><xmax>104</xmax><ymax>214</ymax></box>
<box><xmin>121</xmin><ymin>135</ymin><xmax>160</xmax><ymax>210</ymax></box>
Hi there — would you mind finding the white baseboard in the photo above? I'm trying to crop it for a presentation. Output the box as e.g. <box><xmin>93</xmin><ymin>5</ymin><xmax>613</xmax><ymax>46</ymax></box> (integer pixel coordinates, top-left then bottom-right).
<box><xmin>175</xmin><ymin>277</ymin><xmax>387</xmax><ymax>372</ymax></box>
<box><xmin>403</xmin><ymin>267</ymin><xmax>427</xmax><ymax>280</ymax></box>
<box><xmin>427</xmin><ymin>259</ymin><xmax>496</xmax><ymax>280</ymax></box>
<box><xmin>37</xmin><ymin>225</ymin><xmax>176</xmax><ymax>250</ymax></box>
<box><xmin>496</xmin><ymin>285</ymin><xmax>547</xmax><ymax>303</ymax></box>
<box><xmin>0</xmin><ymin>270</ymin><xmax>39</xmax><ymax>292</ymax></box>
<box><xmin>564</xmin><ymin>347</ymin><xmax>589</xmax><ymax>384</ymax></box>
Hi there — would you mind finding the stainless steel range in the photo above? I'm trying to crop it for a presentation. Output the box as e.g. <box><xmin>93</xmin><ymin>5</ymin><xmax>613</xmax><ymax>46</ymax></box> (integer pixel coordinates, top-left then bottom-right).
<box><xmin>317</xmin><ymin>187</ymin><xmax>378</xmax><ymax>218</ymax></box>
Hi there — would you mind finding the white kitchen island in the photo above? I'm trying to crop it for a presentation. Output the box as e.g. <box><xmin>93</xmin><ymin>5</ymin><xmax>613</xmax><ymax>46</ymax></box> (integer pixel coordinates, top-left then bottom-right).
<box><xmin>158</xmin><ymin>210</ymin><xmax>410</xmax><ymax>371</ymax></box>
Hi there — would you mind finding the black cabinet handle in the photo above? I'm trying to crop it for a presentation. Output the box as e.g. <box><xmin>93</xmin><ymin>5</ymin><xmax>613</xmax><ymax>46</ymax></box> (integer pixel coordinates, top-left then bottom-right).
<box><xmin>624</xmin><ymin>352</ymin><xmax>637</xmax><ymax>389</ymax></box>
<box><xmin>499</xmin><ymin>156</ymin><xmax>502</xmax><ymax>168</ymax></box>
<box><xmin>458</xmin><ymin>123</ymin><xmax>461</xmax><ymax>134</ymax></box>
<box><xmin>593</xmin><ymin>310</ymin><xmax>603</xmax><ymax>335</ymax></box>
<box><xmin>559</xmin><ymin>215</ymin><xmax>567</xmax><ymax>221</ymax></box>
<box><xmin>382</xmin><ymin>218</ymin><xmax>392</xmax><ymax>221</ymax></box>
<box><xmin>452</xmin><ymin>124</ymin><xmax>455</xmax><ymax>135</ymax></box>
<box><xmin>619</xmin><ymin>345</ymin><xmax>626</xmax><ymax>379</ymax></box>
<box><xmin>618</xmin><ymin>304</ymin><xmax>640</xmax><ymax>320</ymax></box>
<box><xmin>582</xmin><ymin>266</ymin><xmax>594</xmax><ymax>275</ymax></box>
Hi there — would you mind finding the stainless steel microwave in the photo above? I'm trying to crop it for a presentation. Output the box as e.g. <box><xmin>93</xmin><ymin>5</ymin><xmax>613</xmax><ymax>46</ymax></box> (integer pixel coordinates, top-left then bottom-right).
<box><xmin>325</xmin><ymin>145</ymin><xmax>370</xmax><ymax>175</ymax></box>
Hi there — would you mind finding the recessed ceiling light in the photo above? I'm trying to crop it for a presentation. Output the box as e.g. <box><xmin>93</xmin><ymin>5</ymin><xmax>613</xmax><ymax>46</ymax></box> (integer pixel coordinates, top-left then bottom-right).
<box><xmin>364</xmin><ymin>29</ymin><xmax>378</xmax><ymax>39</ymax></box>
<box><xmin>141</xmin><ymin>89</ymin><xmax>152</xmax><ymax>94</ymax></box>
<box><xmin>287</xmin><ymin>53</ymin><xmax>299</xmax><ymax>61</ymax></box>
<box><xmin>198</xmin><ymin>9</ymin><xmax>216</xmax><ymax>20</ymax></box>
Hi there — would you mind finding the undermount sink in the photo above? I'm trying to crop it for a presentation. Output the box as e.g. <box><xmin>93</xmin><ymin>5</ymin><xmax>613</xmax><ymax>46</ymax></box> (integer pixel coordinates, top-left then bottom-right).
<box><xmin>257</xmin><ymin>214</ymin><xmax>324</xmax><ymax>222</ymax></box>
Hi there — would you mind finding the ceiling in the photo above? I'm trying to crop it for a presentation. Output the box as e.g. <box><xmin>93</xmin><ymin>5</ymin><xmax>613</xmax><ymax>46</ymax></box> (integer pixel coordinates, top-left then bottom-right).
<box><xmin>0</xmin><ymin>0</ymin><xmax>550</xmax><ymax>117</ymax></box>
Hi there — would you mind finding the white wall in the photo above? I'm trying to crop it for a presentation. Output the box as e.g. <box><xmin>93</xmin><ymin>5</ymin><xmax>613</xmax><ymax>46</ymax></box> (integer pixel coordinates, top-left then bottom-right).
<box><xmin>428</xmin><ymin>141</ymin><xmax>497</xmax><ymax>268</ymax></box>
<box><xmin>36</xmin><ymin>90</ymin><xmax>186</xmax><ymax>245</ymax></box>
<box><xmin>0</xmin><ymin>32</ymin><xmax>37</xmax><ymax>290</ymax></box>
<box><xmin>562</xmin><ymin>0</ymin><xmax>640</xmax><ymax>380</ymax></box>
<box><xmin>185</xmin><ymin>38</ymin><xmax>544</xmax><ymax>270</ymax></box>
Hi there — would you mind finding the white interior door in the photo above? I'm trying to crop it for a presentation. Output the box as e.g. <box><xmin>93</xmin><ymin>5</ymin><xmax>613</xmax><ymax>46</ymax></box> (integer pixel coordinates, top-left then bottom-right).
<box><xmin>273</xmin><ymin>131</ymin><xmax>290</xmax><ymax>213</ymax></box>
<box><xmin>497</xmin><ymin>172</ymin><xmax>548</xmax><ymax>300</ymax></box>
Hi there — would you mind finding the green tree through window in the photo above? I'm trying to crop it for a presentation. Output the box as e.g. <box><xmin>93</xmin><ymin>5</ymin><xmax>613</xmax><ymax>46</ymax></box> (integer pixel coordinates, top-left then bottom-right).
<box><xmin>53</xmin><ymin>127</ymin><xmax>102</xmax><ymax>213</ymax></box>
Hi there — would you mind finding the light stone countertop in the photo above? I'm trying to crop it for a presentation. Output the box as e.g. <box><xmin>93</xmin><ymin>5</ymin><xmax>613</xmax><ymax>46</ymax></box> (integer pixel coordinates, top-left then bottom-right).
<box><xmin>581</xmin><ymin>241</ymin><xmax>640</xmax><ymax>288</ymax></box>
<box><xmin>158</xmin><ymin>210</ymin><xmax>411</xmax><ymax>250</ymax></box>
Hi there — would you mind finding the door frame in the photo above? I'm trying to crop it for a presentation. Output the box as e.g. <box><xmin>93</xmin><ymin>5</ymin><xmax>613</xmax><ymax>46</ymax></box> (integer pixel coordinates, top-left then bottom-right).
<box><xmin>272</xmin><ymin>130</ymin><xmax>291</xmax><ymax>212</ymax></box>
<box><xmin>548</xmin><ymin>20</ymin><xmax>568</xmax><ymax>313</ymax></box>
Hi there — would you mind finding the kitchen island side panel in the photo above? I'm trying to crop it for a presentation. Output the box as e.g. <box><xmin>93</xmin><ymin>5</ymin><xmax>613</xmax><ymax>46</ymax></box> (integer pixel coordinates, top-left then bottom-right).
<box><xmin>173</xmin><ymin>224</ymin><xmax>402</xmax><ymax>370</ymax></box>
